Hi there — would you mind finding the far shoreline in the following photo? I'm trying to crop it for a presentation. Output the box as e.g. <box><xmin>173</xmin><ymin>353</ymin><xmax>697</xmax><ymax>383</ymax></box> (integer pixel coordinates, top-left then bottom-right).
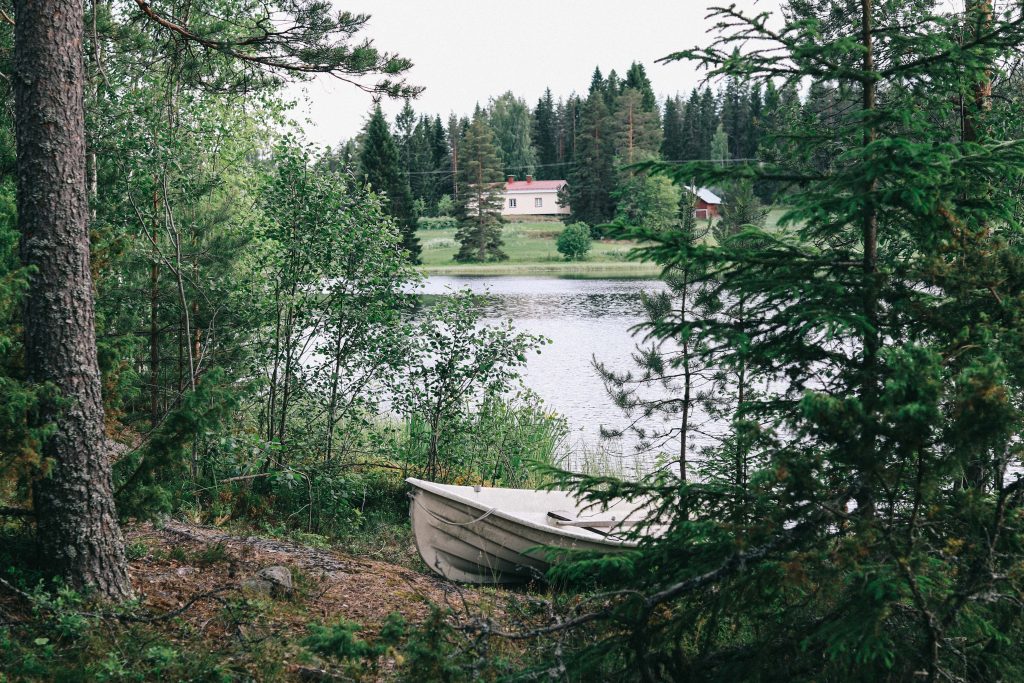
<box><xmin>418</xmin><ymin>260</ymin><xmax>662</xmax><ymax>277</ymax></box>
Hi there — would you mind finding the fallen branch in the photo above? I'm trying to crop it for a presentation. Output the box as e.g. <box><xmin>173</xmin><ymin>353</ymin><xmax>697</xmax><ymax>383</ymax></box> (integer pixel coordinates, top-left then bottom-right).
<box><xmin>121</xmin><ymin>586</ymin><xmax>233</xmax><ymax>623</ymax></box>
<box><xmin>3</xmin><ymin>571</ymin><xmax>236</xmax><ymax>629</ymax></box>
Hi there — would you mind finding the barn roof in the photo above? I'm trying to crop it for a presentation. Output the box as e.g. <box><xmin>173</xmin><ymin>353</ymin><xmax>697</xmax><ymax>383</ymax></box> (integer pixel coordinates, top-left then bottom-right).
<box><xmin>686</xmin><ymin>186</ymin><xmax>722</xmax><ymax>205</ymax></box>
<box><xmin>505</xmin><ymin>179</ymin><xmax>567</xmax><ymax>193</ymax></box>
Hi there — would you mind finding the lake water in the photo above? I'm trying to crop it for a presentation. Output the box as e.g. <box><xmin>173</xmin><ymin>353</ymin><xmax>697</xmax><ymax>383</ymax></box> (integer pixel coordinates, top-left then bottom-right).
<box><xmin>421</xmin><ymin>275</ymin><xmax>677</xmax><ymax>468</ymax></box>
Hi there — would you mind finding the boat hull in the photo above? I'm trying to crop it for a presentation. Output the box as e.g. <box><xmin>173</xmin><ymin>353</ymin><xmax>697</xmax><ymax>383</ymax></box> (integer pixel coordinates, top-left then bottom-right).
<box><xmin>407</xmin><ymin>478</ymin><xmax>637</xmax><ymax>584</ymax></box>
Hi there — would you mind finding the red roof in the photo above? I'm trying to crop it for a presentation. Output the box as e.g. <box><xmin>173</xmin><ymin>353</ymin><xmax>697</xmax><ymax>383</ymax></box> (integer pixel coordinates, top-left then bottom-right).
<box><xmin>505</xmin><ymin>179</ymin><xmax>566</xmax><ymax>192</ymax></box>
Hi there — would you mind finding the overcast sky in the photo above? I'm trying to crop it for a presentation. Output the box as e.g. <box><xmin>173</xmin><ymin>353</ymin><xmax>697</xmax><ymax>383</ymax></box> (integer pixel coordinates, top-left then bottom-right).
<box><xmin>288</xmin><ymin>0</ymin><xmax>780</xmax><ymax>148</ymax></box>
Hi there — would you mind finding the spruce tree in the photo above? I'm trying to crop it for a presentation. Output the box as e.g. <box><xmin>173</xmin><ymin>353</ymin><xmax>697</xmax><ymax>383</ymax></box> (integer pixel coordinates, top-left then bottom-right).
<box><xmin>360</xmin><ymin>106</ymin><xmax>421</xmax><ymax>262</ymax></box>
<box><xmin>565</xmin><ymin>91</ymin><xmax>614</xmax><ymax>226</ymax></box>
<box><xmin>661</xmin><ymin>95</ymin><xmax>686</xmax><ymax>162</ymax></box>
<box><xmin>757</xmin><ymin>79</ymin><xmax>795</xmax><ymax>202</ymax></box>
<box><xmin>404</xmin><ymin>115</ymin><xmax>434</xmax><ymax>208</ymax></box>
<box><xmin>717</xmin><ymin>180</ymin><xmax>768</xmax><ymax>235</ymax></box>
<box><xmin>532</xmin><ymin>88</ymin><xmax>559</xmax><ymax>179</ymax></box>
<box><xmin>588</xmin><ymin>66</ymin><xmax>605</xmax><ymax>98</ymax></box>
<box><xmin>681</xmin><ymin>88</ymin><xmax>703</xmax><ymax>160</ymax></box>
<box><xmin>697</xmin><ymin>87</ymin><xmax>718</xmax><ymax>159</ymax></box>
<box><xmin>429</xmin><ymin>115</ymin><xmax>452</xmax><ymax>202</ymax></box>
<box><xmin>556</xmin><ymin>94</ymin><xmax>581</xmax><ymax>167</ymax></box>
<box><xmin>604</xmin><ymin>68</ymin><xmax>622</xmax><ymax>108</ymax></box>
<box><xmin>746</xmin><ymin>82</ymin><xmax>764</xmax><ymax>158</ymax></box>
<box><xmin>624</xmin><ymin>61</ymin><xmax>658</xmax><ymax>113</ymax></box>
<box><xmin>394</xmin><ymin>100</ymin><xmax>416</xmax><ymax>165</ymax></box>
<box><xmin>720</xmin><ymin>72</ymin><xmax>750</xmax><ymax>159</ymax></box>
<box><xmin>455</xmin><ymin>113</ymin><xmax>506</xmax><ymax>262</ymax></box>
<box><xmin>529</xmin><ymin>1</ymin><xmax>1024</xmax><ymax>679</ymax></box>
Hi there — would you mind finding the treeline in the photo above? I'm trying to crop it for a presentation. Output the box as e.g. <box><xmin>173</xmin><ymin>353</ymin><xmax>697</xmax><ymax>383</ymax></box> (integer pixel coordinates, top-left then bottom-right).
<box><xmin>342</xmin><ymin>60</ymin><xmax>812</xmax><ymax>238</ymax></box>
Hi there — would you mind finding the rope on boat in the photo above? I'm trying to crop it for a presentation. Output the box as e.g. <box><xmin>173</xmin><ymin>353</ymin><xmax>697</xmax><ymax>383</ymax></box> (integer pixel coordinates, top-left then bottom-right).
<box><xmin>410</xmin><ymin>492</ymin><xmax>498</xmax><ymax>527</ymax></box>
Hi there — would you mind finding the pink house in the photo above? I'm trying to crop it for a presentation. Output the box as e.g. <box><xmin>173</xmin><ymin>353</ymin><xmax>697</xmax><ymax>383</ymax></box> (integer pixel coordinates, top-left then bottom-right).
<box><xmin>502</xmin><ymin>175</ymin><xmax>570</xmax><ymax>217</ymax></box>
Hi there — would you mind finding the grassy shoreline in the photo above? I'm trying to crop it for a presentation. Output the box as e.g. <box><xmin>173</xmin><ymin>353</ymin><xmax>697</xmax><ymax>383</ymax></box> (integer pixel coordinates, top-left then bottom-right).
<box><xmin>420</xmin><ymin>260</ymin><xmax>662</xmax><ymax>277</ymax></box>
<box><xmin>416</xmin><ymin>219</ymin><xmax>661</xmax><ymax>278</ymax></box>
<box><xmin>416</xmin><ymin>209</ymin><xmax>792</xmax><ymax>278</ymax></box>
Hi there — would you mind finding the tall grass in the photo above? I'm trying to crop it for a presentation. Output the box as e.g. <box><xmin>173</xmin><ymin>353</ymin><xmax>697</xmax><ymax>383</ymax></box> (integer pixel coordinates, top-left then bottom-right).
<box><xmin>555</xmin><ymin>435</ymin><xmax>648</xmax><ymax>480</ymax></box>
<box><xmin>394</xmin><ymin>392</ymin><xmax>568</xmax><ymax>487</ymax></box>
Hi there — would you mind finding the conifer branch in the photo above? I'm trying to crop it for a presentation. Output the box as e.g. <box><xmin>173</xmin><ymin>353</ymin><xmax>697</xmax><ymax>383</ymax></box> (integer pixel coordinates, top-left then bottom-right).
<box><xmin>130</xmin><ymin>0</ymin><xmax>421</xmax><ymax>97</ymax></box>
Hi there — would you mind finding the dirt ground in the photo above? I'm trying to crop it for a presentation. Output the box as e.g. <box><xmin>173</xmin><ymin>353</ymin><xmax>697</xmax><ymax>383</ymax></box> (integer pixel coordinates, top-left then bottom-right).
<box><xmin>127</xmin><ymin>521</ymin><xmax>501</xmax><ymax>631</ymax></box>
<box><xmin>0</xmin><ymin>522</ymin><xmax>554</xmax><ymax>679</ymax></box>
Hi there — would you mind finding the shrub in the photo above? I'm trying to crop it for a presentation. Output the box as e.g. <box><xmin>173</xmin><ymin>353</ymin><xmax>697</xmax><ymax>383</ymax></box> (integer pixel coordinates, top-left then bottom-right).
<box><xmin>302</xmin><ymin>618</ymin><xmax>382</xmax><ymax>672</ymax></box>
<box><xmin>418</xmin><ymin>216</ymin><xmax>458</xmax><ymax>231</ymax></box>
<box><xmin>556</xmin><ymin>222</ymin><xmax>593</xmax><ymax>261</ymax></box>
<box><xmin>412</xmin><ymin>197</ymin><xmax>427</xmax><ymax>218</ymax></box>
<box><xmin>436</xmin><ymin>194</ymin><xmax>455</xmax><ymax>216</ymax></box>
<box><xmin>392</xmin><ymin>292</ymin><xmax>548</xmax><ymax>482</ymax></box>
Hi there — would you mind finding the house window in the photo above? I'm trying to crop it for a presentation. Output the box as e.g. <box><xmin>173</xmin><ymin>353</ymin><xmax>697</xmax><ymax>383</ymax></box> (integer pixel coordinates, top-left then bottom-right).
<box><xmin>534</xmin><ymin>197</ymin><xmax>543</xmax><ymax>208</ymax></box>
<box><xmin>509</xmin><ymin>198</ymin><xmax>517</xmax><ymax>208</ymax></box>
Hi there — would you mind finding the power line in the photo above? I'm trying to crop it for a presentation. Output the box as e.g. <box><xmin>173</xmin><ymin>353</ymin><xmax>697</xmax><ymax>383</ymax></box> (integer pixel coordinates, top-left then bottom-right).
<box><xmin>405</xmin><ymin>158</ymin><xmax>761</xmax><ymax>176</ymax></box>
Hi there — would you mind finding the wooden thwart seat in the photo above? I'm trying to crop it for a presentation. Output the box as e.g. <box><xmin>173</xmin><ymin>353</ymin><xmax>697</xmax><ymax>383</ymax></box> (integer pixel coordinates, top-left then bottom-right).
<box><xmin>546</xmin><ymin>510</ymin><xmax>645</xmax><ymax>529</ymax></box>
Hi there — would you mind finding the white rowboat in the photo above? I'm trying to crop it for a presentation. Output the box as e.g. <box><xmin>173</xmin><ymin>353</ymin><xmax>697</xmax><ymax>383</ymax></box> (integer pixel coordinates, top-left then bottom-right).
<box><xmin>407</xmin><ymin>477</ymin><xmax>646</xmax><ymax>584</ymax></box>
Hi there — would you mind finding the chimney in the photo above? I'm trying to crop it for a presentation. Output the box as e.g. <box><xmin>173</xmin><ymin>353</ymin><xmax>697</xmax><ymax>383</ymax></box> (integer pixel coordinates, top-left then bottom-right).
<box><xmin>526</xmin><ymin>175</ymin><xmax>533</xmax><ymax>183</ymax></box>
<box><xmin>507</xmin><ymin>175</ymin><xmax>515</xmax><ymax>183</ymax></box>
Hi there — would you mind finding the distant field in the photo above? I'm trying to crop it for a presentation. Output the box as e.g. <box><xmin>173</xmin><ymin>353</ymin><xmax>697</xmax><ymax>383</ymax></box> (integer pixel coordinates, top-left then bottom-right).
<box><xmin>766</xmin><ymin>207</ymin><xmax>791</xmax><ymax>228</ymax></box>
<box><xmin>417</xmin><ymin>220</ymin><xmax>660</xmax><ymax>276</ymax></box>
<box><xmin>417</xmin><ymin>210</ymin><xmax>793</xmax><ymax>276</ymax></box>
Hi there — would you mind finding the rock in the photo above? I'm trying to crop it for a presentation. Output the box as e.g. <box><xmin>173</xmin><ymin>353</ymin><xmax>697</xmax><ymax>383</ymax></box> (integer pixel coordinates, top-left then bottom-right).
<box><xmin>242</xmin><ymin>577</ymin><xmax>273</xmax><ymax>594</ymax></box>
<box><xmin>175</xmin><ymin>566</ymin><xmax>196</xmax><ymax>577</ymax></box>
<box><xmin>243</xmin><ymin>565</ymin><xmax>293</xmax><ymax>597</ymax></box>
<box><xmin>259</xmin><ymin>565</ymin><xmax>293</xmax><ymax>590</ymax></box>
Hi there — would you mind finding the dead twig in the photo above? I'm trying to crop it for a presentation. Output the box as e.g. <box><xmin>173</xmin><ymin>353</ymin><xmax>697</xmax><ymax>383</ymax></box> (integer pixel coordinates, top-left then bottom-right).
<box><xmin>121</xmin><ymin>586</ymin><xmax>234</xmax><ymax>623</ymax></box>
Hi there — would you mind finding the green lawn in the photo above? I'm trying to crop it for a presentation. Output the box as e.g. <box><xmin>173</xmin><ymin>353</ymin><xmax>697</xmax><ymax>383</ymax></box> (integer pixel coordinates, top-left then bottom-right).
<box><xmin>417</xmin><ymin>210</ymin><xmax>794</xmax><ymax>276</ymax></box>
<box><xmin>766</xmin><ymin>206</ymin><xmax>791</xmax><ymax>229</ymax></box>
<box><xmin>417</xmin><ymin>219</ymin><xmax>660</xmax><ymax>276</ymax></box>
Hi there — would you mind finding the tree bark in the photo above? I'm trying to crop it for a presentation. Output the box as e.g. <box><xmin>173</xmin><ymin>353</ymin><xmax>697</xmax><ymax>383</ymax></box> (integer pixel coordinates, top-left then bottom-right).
<box><xmin>857</xmin><ymin>0</ymin><xmax>879</xmax><ymax>519</ymax></box>
<box><xmin>14</xmin><ymin>0</ymin><xmax>132</xmax><ymax>599</ymax></box>
<box><xmin>963</xmin><ymin>0</ymin><xmax>993</xmax><ymax>146</ymax></box>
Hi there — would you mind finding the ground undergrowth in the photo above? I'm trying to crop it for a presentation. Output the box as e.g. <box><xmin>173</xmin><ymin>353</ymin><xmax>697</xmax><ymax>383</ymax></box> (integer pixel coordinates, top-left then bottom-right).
<box><xmin>0</xmin><ymin>517</ymin><xmax>543</xmax><ymax>681</ymax></box>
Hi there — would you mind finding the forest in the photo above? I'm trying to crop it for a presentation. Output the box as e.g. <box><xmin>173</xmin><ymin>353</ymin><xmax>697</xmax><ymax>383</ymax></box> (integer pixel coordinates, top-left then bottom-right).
<box><xmin>2</xmin><ymin>0</ymin><xmax>1024</xmax><ymax>681</ymax></box>
<box><xmin>336</xmin><ymin>59</ymin><xmax>799</xmax><ymax>262</ymax></box>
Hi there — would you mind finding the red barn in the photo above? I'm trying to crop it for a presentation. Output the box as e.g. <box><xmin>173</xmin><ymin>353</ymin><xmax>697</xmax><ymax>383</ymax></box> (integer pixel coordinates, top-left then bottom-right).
<box><xmin>687</xmin><ymin>186</ymin><xmax>722</xmax><ymax>219</ymax></box>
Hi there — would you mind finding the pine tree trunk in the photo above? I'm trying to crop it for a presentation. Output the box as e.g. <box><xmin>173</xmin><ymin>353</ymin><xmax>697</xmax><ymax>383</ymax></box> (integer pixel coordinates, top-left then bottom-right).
<box><xmin>857</xmin><ymin>0</ymin><xmax>879</xmax><ymax>519</ymax></box>
<box><xmin>964</xmin><ymin>0</ymin><xmax>993</xmax><ymax>145</ymax></box>
<box><xmin>14</xmin><ymin>0</ymin><xmax>132</xmax><ymax>600</ymax></box>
